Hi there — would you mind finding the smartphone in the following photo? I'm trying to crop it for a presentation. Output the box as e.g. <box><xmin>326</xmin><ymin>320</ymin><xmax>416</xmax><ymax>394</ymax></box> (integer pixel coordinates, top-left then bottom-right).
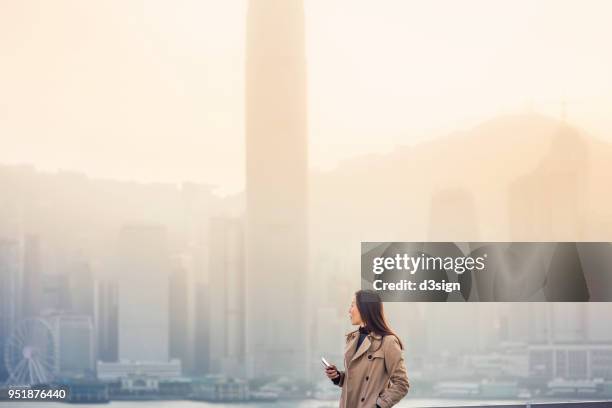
<box><xmin>321</xmin><ymin>357</ymin><xmax>332</xmax><ymax>368</ymax></box>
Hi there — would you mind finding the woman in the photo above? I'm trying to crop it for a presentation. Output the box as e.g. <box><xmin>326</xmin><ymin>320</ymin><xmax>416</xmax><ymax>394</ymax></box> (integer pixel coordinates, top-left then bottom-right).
<box><xmin>324</xmin><ymin>289</ymin><xmax>409</xmax><ymax>408</ymax></box>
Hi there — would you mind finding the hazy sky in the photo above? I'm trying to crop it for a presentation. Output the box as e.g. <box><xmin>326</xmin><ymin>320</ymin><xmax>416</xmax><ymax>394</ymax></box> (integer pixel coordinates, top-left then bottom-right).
<box><xmin>1</xmin><ymin>0</ymin><xmax>612</xmax><ymax>194</ymax></box>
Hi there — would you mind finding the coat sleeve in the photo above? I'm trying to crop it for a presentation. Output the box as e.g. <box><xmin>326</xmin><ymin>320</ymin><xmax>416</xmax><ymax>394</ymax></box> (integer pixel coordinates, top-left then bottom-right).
<box><xmin>375</xmin><ymin>336</ymin><xmax>410</xmax><ymax>408</ymax></box>
<box><xmin>331</xmin><ymin>370</ymin><xmax>345</xmax><ymax>387</ymax></box>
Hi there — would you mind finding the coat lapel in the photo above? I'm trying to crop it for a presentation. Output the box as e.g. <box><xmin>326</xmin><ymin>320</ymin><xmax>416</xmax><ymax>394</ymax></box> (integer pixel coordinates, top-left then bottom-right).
<box><xmin>348</xmin><ymin>332</ymin><xmax>383</xmax><ymax>364</ymax></box>
<box><xmin>344</xmin><ymin>332</ymin><xmax>358</xmax><ymax>364</ymax></box>
<box><xmin>350</xmin><ymin>336</ymin><xmax>371</xmax><ymax>363</ymax></box>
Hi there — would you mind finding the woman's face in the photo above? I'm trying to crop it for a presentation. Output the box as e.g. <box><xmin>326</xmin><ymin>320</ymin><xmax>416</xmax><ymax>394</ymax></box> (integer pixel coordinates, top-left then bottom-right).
<box><xmin>349</xmin><ymin>294</ymin><xmax>364</xmax><ymax>326</ymax></box>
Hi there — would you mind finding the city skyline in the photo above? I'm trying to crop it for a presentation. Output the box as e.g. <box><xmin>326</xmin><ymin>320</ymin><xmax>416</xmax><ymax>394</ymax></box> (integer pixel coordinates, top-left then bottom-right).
<box><xmin>2</xmin><ymin>0</ymin><xmax>612</xmax><ymax>403</ymax></box>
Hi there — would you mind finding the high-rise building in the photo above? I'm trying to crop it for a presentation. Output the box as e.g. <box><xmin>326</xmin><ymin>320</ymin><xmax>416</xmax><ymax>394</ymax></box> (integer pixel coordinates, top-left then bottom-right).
<box><xmin>245</xmin><ymin>0</ymin><xmax>309</xmax><ymax>378</ymax></box>
<box><xmin>193</xmin><ymin>282</ymin><xmax>211</xmax><ymax>376</ymax></box>
<box><xmin>22</xmin><ymin>234</ymin><xmax>42</xmax><ymax>318</ymax></box>
<box><xmin>528</xmin><ymin>304</ymin><xmax>553</xmax><ymax>343</ymax></box>
<box><xmin>208</xmin><ymin>217</ymin><xmax>245</xmax><ymax>376</ymax></box>
<box><xmin>169</xmin><ymin>263</ymin><xmax>190</xmax><ymax>373</ymax></box>
<box><xmin>498</xmin><ymin>303</ymin><xmax>530</xmax><ymax>342</ymax></box>
<box><xmin>96</xmin><ymin>279</ymin><xmax>119</xmax><ymax>362</ymax></box>
<box><xmin>527</xmin><ymin>303</ymin><xmax>588</xmax><ymax>344</ymax></box>
<box><xmin>0</xmin><ymin>239</ymin><xmax>20</xmax><ymax>382</ymax></box>
<box><xmin>41</xmin><ymin>273</ymin><xmax>71</xmax><ymax>314</ymax></box>
<box><xmin>551</xmin><ymin>303</ymin><xmax>588</xmax><ymax>343</ymax></box>
<box><xmin>116</xmin><ymin>224</ymin><xmax>169</xmax><ymax>362</ymax></box>
<box><xmin>588</xmin><ymin>303</ymin><xmax>612</xmax><ymax>341</ymax></box>
<box><xmin>70</xmin><ymin>258</ymin><xmax>95</xmax><ymax>318</ymax></box>
<box><xmin>52</xmin><ymin>314</ymin><xmax>95</xmax><ymax>378</ymax></box>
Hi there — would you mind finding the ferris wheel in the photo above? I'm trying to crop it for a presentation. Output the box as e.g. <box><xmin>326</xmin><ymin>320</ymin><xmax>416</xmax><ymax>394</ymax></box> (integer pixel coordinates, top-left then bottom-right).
<box><xmin>4</xmin><ymin>318</ymin><xmax>57</xmax><ymax>385</ymax></box>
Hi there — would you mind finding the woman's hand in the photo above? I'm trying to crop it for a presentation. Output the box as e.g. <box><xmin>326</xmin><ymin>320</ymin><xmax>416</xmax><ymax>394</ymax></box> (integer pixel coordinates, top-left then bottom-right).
<box><xmin>324</xmin><ymin>364</ymin><xmax>340</xmax><ymax>379</ymax></box>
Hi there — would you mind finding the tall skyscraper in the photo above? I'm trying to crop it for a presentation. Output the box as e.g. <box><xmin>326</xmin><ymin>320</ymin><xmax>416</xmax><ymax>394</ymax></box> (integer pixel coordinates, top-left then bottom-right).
<box><xmin>527</xmin><ymin>303</ymin><xmax>588</xmax><ymax>344</ymax></box>
<box><xmin>96</xmin><ymin>279</ymin><xmax>119</xmax><ymax>362</ymax></box>
<box><xmin>41</xmin><ymin>273</ymin><xmax>71</xmax><ymax>314</ymax></box>
<box><xmin>245</xmin><ymin>0</ymin><xmax>309</xmax><ymax>378</ymax></box>
<box><xmin>169</xmin><ymin>262</ymin><xmax>190</xmax><ymax>373</ymax></box>
<box><xmin>193</xmin><ymin>282</ymin><xmax>211</xmax><ymax>376</ymax></box>
<box><xmin>116</xmin><ymin>224</ymin><xmax>169</xmax><ymax>362</ymax></box>
<box><xmin>69</xmin><ymin>258</ymin><xmax>95</xmax><ymax>318</ymax></box>
<box><xmin>0</xmin><ymin>239</ymin><xmax>20</xmax><ymax>382</ymax></box>
<box><xmin>551</xmin><ymin>303</ymin><xmax>588</xmax><ymax>343</ymax></box>
<box><xmin>22</xmin><ymin>234</ymin><xmax>42</xmax><ymax>318</ymax></box>
<box><xmin>208</xmin><ymin>217</ymin><xmax>245</xmax><ymax>377</ymax></box>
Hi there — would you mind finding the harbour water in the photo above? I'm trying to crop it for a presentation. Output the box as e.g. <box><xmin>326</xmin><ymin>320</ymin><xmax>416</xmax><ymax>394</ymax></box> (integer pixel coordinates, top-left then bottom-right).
<box><xmin>0</xmin><ymin>399</ymin><xmax>596</xmax><ymax>408</ymax></box>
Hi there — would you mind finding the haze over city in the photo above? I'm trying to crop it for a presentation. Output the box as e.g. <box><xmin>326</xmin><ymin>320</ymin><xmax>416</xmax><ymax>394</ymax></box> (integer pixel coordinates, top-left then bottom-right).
<box><xmin>2</xmin><ymin>0</ymin><xmax>612</xmax><ymax>194</ymax></box>
<box><xmin>2</xmin><ymin>0</ymin><xmax>612</xmax><ymax>405</ymax></box>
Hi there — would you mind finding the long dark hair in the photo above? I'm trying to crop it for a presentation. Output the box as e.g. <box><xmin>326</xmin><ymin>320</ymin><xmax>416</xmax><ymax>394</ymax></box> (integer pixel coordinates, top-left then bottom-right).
<box><xmin>355</xmin><ymin>289</ymin><xmax>404</xmax><ymax>350</ymax></box>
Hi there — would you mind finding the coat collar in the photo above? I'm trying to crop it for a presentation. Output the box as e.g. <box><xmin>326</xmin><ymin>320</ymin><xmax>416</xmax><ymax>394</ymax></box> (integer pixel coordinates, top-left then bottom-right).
<box><xmin>345</xmin><ymin>328</ymin><xmax>383</xmax><ymax>339</ymax></box>
<box><xmin>345</xmin><ymin>329</ymin><xmax>384</xmax><ymax>364</ymax></box>
<box><xmin>345</xmin><ymin>328</ymin><xmax>359</xmax><ymax>338</ymax></box>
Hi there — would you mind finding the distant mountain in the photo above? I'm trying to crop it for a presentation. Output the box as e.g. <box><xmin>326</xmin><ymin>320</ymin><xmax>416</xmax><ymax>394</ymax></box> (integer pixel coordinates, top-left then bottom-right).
<box><xmin>311</xmin><ymin>114</ymin><xmax>612</xmax><ymax>246</ymax></box>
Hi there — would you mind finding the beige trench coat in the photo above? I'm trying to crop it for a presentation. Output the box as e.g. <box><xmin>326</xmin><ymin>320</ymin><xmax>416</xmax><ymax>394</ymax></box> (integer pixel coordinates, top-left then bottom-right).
<box><xmin>332</xmin><ymin>329</ymin><xmax>409</xmax><ymax>408</ymax></box>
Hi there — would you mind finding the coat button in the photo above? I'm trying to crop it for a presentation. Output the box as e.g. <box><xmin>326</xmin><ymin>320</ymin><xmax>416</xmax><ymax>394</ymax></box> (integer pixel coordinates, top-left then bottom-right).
<box><xmin>368</xmin><ymin>355</ymin><xmax>372</xmax><ymax>360</ymax></box>
<box><xmin>361</xmin><ymin>397</ymin><xmax>365</xmax><ymax>402</ymax></box>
